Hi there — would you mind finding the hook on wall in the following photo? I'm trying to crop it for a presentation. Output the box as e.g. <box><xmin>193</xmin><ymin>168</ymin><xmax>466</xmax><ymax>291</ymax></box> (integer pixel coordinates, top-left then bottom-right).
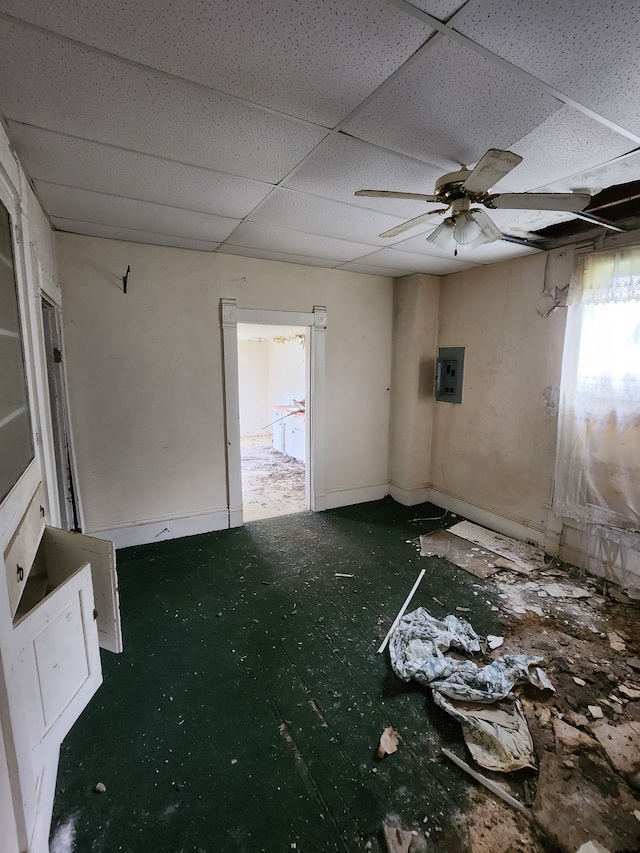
<box><xmin>123</xmin><ymin>265</ymin><xmax>130</xmax><ymax>294</ymax></box>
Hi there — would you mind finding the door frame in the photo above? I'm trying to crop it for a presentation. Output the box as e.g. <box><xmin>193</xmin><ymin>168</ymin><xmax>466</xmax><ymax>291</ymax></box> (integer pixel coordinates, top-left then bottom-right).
<box><xmin>220</xmin><ymin>299</ymin><xmax>326</xmax><ymax>527</ymax></box>
<box><xmin>40</xmin><ymin>296</ymin><xmax>82</xmax><ymax>531</ymax></box>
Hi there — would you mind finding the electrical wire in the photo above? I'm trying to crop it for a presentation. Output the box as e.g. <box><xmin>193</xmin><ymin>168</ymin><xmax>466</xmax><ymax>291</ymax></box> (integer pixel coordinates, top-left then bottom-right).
<box><xmin>409</xmin><ymin>510</ymin><xmax>451</xmax><ymax>523</ymax></box>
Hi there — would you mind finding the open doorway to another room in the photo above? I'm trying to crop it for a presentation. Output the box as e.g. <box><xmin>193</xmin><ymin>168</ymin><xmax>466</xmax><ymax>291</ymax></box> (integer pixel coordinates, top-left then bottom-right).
<box><xmin>237</xmin><ymin>324</ymin><xmax>308</xmax><ymax>521</ymax></box>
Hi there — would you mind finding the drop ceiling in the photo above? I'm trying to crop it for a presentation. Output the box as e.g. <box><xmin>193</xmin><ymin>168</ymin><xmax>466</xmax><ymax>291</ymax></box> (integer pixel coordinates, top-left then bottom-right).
<box><xmin>1</xmin><ymin>0</ymin><xmax>639</xmax><ymax>276</ymax></box>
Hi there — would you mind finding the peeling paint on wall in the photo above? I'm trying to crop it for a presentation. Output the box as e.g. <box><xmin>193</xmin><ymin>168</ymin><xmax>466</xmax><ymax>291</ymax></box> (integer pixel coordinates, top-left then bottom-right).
<box><xmin>543</xmin><ymin>385</ymin><xmax>560</xmax><ymax>417</ymax></box>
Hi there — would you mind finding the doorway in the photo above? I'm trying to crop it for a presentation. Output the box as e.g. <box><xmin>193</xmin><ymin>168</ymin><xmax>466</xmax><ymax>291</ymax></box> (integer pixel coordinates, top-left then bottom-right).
<box><xmin>238</xmin><ymin>323</ymin><xmax>307</xmax><ymax>521</ymax></box>
<box><xmin>41</xmin><ymin>298</ymin><xmax>80</xmax><ymax>530</ymax></box>
<box><xmin>221</xmin><ymin>301</ymin><xmax>327</xmax><ymax>527</ymax></box>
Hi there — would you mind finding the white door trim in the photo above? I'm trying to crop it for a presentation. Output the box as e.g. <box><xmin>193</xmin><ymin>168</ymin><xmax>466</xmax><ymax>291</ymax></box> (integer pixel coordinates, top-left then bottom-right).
<box><xmin>220</xmin><ymin>300</ymin><xmax>326</xmax><ymax>527</ymax></box>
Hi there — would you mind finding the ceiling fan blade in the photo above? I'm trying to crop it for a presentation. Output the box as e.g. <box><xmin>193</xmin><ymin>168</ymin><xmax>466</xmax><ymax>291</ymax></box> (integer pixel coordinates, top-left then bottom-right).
<box><xmin>490</xmin><ymin>192</ymin><xmax>590</xmax><ymax>211</ymax></box>
<box><xmin>462</xmin><ymin>149</ymin><xmax>523</xmax><ymax>193</ymax></box>
<box><xmin>379</xmin><ymin>209</ymin><xmax>447</xmax><ymax>238</ymax></box>
<box><xmin>355</xmin><ymin>190</ymin><xmax>439</xmax><ymax>202</ymax></box>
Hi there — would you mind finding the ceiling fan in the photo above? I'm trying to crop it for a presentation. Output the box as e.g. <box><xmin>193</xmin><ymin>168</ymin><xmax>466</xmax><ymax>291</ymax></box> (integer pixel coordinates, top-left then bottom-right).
<box><xmin>355</xmin><ymin>148</ymin><xmax>592</xmax><ymax>250</ymax></box>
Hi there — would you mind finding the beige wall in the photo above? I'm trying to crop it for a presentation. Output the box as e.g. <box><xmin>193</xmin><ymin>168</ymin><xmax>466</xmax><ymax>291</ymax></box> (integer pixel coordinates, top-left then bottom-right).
<box><xmin>56</xmin><ymin>234</ymin><xmax>393</xmax><ymax>537</ymax></box>
<box><xmin>388</xmin><ymin>273</ymin><xmax>440</xmax><ymax>502</ymax></box>
<box><xmin>430</xmin><ymin>253</ymin><xmax>567</xmax><ymax>543</ymax></box>
<box><xmin>238</xmin><ymin>339</ymin><xmax>269</xmax><ymax>436</ymax></box>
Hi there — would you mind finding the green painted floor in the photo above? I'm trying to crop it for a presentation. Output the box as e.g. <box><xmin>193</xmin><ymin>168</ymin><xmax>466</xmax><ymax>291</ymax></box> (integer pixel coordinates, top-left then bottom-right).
<box><xmin>50</xmin><ymin>498</ymin><xmax>505</xmax><ymax>852</ymax></box>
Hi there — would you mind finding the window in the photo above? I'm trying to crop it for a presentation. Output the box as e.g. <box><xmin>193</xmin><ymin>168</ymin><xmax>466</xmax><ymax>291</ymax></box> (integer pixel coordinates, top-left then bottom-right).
<box><xmin>553</xmin><ymin>245</ymin><xmax>640</xmax><ymax>530</ymax></box>
<box><xmin>0</xmin><ymin>197</ymin><xmax>34</xmax><ymax>503</ymax></box>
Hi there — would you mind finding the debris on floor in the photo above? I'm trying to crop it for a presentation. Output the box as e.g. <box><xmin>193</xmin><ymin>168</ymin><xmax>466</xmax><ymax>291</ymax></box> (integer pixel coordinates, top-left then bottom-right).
<box><xmin>376</xmin><ymin>727</ymin><xmax>400</xmax><ymax>759</ymax></box>
<box><xmin>419</xmin><ymin>530</ymin><xmax>507</xmax><ymax>578</ymax></box>
<box><xmin>447</xmin><ymin>521</ymin><xmax>546</xmax><ymax>573</ymax></box>
<box><xmin>396</xmin><ymin>518</ymin><xmax>640</xmax><ymax>851</ymax></box>
<box><xmin>382</xmin><ymin>824</ymin><xmax>413</xmax><ymax>853</ymax></box>
<box><xmin>389</xmin><ymin>608</ymin><xmax>551</xmax><ymax>772</ymax></box>
<box><xmin>389</xmin><ymin>608</ymin><xmax>552</xmax><ymax>704</ymax></box>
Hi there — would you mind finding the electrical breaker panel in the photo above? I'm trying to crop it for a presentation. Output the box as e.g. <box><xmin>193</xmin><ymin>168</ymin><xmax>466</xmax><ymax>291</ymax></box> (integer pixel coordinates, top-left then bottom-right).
<box><xmin>435</xmin><ymin>346</ymin><xmax>465</xmax><ymax>403</ymax></box>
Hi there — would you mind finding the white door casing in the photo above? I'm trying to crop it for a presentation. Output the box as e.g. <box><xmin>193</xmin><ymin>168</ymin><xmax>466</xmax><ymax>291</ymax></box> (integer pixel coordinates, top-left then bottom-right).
<box><xmin>220</xmin><ymin>300</ymin><xmax>326</xmax><ymax>526</ymax></box>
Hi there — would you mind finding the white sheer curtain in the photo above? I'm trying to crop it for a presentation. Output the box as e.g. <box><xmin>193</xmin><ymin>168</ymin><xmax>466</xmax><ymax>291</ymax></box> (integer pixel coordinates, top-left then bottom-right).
<box><xmin>553</xmin><ymin>244</ymin><xmax>640</xmax><ymax>530</ymax></box>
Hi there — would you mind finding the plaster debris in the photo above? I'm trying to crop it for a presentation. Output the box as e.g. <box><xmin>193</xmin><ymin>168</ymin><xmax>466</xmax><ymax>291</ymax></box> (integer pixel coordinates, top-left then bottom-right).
<box><xmin>487</xmin><ymin>635</ymin><xmax>504</xmax><ymax>650</ymax></box>
<box><xmin>382</xmin><ymin>824</ymin><xmax>412</xmax><ymax>853</ymax></box>
<box><xmin>552</xmin><ymin>718</ymin><xmax>599</xmax><ymax>752</ymax></box>
<box><xmin>419</xmin><ymin>530</ymin><xmax>506</xmax><ymax>578</ymax></box>
<box><xmin>619</xmin><ymin>684</ymin><xmax>640</xmax><ymax>700</ymax></box>
<box><xmin>376</xmin><ymin>727</ymin><xmax>400</xmax><ymax>759</ymax></box>
<box><xmin>588</xmin><ymin>705</ymin><xmax>604</xmax><ymax>719</ymax></box>
<box><xmin>93</xmin><ymin>782</ymin><xmax>106</xmax><ymax>793</ymax></box>
<box><xmin>575</xmin><ymin>842</ymin><xmax>612</xmax><ymax>853</ymax></box>
<box><xmin>608</xmin><ymin>631</ymin><xmax>627</xmax><ymax>652</ymax></box>
<box><xmin>446</xmin><ymin>521</ymin><xmax>545</xmax><ymax>573</ymax></box>
<box><xmin>592</xmin><ymin>721</ymin><xmax>640</xmax><ymax>789</ymax></box>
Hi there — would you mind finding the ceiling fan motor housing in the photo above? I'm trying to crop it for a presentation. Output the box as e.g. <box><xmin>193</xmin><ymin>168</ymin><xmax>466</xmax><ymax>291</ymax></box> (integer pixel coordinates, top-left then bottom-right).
<box><xmin>434</xmin><ymin>169</ymin><xmax>486</xmax><ymax>204</ymax></box>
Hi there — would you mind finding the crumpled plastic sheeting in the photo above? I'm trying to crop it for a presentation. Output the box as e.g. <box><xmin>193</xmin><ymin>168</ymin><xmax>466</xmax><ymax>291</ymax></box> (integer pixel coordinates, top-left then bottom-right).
<box><xmin>389</xmin><ymin>607</ymin><xmax>547</xmax><ymax>704</ymax></box>
<box><xmin>434</xmin><ymin>693</ymin><xmax>536</xmax><ymax>772</ymax></box>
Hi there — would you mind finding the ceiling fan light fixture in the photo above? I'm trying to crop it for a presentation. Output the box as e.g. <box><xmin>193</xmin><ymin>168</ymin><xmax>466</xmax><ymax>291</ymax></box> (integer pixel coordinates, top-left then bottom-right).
<box><xmin>453</xmin><ymin>210</ymin><xmax>483</xmax><ymax>245</ymax></box>
<box><xmin>426</xmin><ymin>219</ymin><xmax>455</xmax><ymax>249</ymax></box>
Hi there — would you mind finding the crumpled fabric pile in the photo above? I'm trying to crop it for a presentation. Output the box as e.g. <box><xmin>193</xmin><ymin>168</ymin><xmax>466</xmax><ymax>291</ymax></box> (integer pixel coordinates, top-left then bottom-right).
<box><xmin>389</xmin><ymin>607</ymin><xmax>547</xmax><ymax>703</ymax></box>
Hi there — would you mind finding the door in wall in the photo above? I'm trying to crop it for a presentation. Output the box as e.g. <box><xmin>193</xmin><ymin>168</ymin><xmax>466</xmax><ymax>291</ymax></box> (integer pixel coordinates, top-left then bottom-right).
<box><xmin>237</xmin><ymin>323</ymin><xmax>309</xmax><ymax>521</ymax></box>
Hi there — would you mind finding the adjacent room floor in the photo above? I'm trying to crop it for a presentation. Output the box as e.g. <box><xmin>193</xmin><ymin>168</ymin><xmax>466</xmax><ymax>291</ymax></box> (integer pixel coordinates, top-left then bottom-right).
<box><xmin>240</xmin><ymin>434</ymin><xmax>306</xmax><ymax>521</ymax></box>
<box><xmin>49</xmin><ymin>499</ymin><xmax>640</xmax><ymax>853</ymax></box>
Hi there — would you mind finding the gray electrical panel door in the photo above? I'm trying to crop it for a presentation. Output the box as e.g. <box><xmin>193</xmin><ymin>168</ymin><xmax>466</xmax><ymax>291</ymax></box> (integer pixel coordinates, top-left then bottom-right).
<box><xmin>435</xmin><ymin>346</ymin><xmax>465</xmax><ymax>403</ymax></box>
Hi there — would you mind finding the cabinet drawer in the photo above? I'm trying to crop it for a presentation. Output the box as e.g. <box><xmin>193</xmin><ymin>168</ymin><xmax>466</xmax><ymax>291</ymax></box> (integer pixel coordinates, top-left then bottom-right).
<box><xmin>4</xmin><ymin>482</ymin><xmax>46</xmax><ymax>616</ymax></box>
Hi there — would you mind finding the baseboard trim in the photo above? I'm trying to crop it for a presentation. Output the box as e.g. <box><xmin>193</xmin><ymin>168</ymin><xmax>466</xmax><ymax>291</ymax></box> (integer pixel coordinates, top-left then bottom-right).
<box><xmin>387</xmin><ymin>484</ymin><xmax>431</xmax><ymax>506</ymax></box>
<box><xmin>324</xmin><ymin>484</ymin><xmax>388</xmax><ymax>510</ymax></box>
<box><xmin>425</xmin><ymin>488</ymin><xmax>559</xmax><ymax>554</ymax></box>
<box><xmin>87</xmin><ymin>508</ymin><xmax>229</xmax><ymax>548</ymax></box>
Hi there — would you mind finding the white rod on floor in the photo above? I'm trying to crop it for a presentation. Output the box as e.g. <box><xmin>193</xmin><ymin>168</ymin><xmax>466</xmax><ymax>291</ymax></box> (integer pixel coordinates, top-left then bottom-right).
<box><xmin>376</xmin><ymin>568</ymin><xmax>426</xmax><ymax>655</ymax></box>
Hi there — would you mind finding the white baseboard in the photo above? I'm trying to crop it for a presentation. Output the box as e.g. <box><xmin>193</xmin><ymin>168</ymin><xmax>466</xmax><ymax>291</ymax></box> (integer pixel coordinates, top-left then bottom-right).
<box><xmin>425</xmin><ymin>488</ymin><xmax>560</xmax><ymax>554</ymax></box>
<box><xmin>324</xmin><ymin>484</ymin><xmax>388</xmax><ymax>510</ymax></box>
<box><xmin>387</xmin><ymin>484</ymin><xmax>431</xmax><ymax>506</ymax></box>
<box><xmin>86</xmin><ymin>508</ymin><xmax>229</xmax><ymax>549</ymax></box>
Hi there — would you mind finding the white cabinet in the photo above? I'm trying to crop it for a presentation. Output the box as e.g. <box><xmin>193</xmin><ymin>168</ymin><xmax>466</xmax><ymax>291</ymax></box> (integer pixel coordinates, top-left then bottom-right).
<box><xmin>1</xmin><ymin>501</ymin><xmax>122</xmax><ymax>853</ymax></box>
<box><xmin>271</xmin><ymin>407</ymin><xmax>306</xmax><ymax>463</ymax></box>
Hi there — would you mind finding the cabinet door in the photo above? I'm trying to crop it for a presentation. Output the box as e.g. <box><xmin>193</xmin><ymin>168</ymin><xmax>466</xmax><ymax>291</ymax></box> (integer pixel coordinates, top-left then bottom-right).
<box><xmin>12</xmin><ymin>564</ymin><xmax>102</xmax><ymax>750</ymax></box>
<box><xmin>43</xmin><ymin>529</ymin><xmax>123</xmax><ymax>654</ymax></box>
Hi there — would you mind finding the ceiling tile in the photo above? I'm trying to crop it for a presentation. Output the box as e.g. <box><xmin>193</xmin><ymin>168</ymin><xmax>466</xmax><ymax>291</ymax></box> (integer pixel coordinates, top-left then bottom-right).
<box><xmin>224</xmin><ymin>221</ymin><xmax>378</xmax><ymax>262</ymax></box>
<box><xmin>283</xmin><ymin>133</ymin><xmax>446</xmax><ymax>218</ymax></box>
<box><xmin>0</xmin><ymin>0</ymin><xmax>434</xmax><ymax>126</ymax></box>
<box><xmin>352</xmin><ymin>247</ymin><xmax>476</xmax><ymax>274</ymax></box>
<box><xmin>404</xmin><ymin>1</ymin><xmax>468</xmax><ymax>19</ymax></box>
<box><xmin>37</xmin><ymin>183</ymin><xmax>240</xmax><ymax>242</ymax></box>
<box><xmin>342</xmin><ymin>34</ymin><xmax>563</xmax><ymax>167</ymax></box>
<box><xmin>51</xmin><ymin>218</ymin><xmax>220</xmax><ymax>251</ymax></box>
<box><xmin>488</xmin><ymin>207</ymin><xmax>580</xmax><ymax>238</ymax></box>
<box><xmin>497</xmin><ymin>107</ymin><xmax>637</xmax><ymax>192</ymax></box>
<box><xmin>216</xmin><ymin>246</ymin><xmax>335</xmax><ymax>269</ymax></box>
<box><xmin>0</xmin><ymin>18</ymin><xmax>327</xmax><ymax>183</ymax></box>
<box><xmin>394</xmin><ymin>231</ymin><xmax>541</xmax><ymax>263</ymax></box>
<box><xmin>451</xmin><ymin>0</ymin><xmax>640</xmax><ymax>136</ymax></box>
<box><xmin>336</xmin><ymin>261</ymin><xmax>409</xmax><ymax>277</ymax></box>
<box><xmin>248</xmin><ymin>188</ymin><xmax>408</xmax><ymax>246</ymax></box>
<box><xmin>536</xmin><ymin>149</ymin><xmax>640</xmax><ymax>196</ymax></box>
<box><xmin>8</xmin><ymin>122</ymin><xmax>273</xmax><ymax>218</ymax></box>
